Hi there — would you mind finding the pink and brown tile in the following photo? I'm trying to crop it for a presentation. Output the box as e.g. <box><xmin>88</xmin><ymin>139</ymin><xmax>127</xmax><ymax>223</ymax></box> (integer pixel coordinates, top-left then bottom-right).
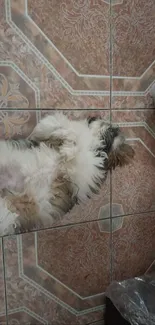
<box><xmin>112</xmin><ymin>109</ymin><xmax>155</xmax><ymax>215</ymax></box>
<box><xmin>0</xmin><ymin>66</ymin><xmax>38</xmax><ymax>109</ymax></box>
<box><xmin>3</xmin><ymin>222</ymin><xmax>110</xmax><ymax>324</ymax></box>
<box><xmin>0</xmin><ymin>110</ymin><xmax>38</xmax><ymax>139</ymax></box>
<box><xmin>112</xmin><ymin>0</ymin><xmax>155</xmax><ymax>108</ymax></box>
<box><xmin>112</xmin><ymin>212</ymin><xmax>155</xmax><ymax>282</ymax></box>
<box><xmin>27</xmin><ymin>0</ymin><xmax>110</xmax><ymax>76</ymax></box>
<box><xmin>87</xmin><ymin>321</ymin><xmax>104</xmax><ymax>325</ymax></box>
<box><xmin>0</xmin><ymin>316</ymin><xmax>6</xmax><ymax>325</ymax></box>
<box><xmin>0</xmin><ymin>239</ymin><xmax>6</xmax><ymax>323</ymax></box>
<box><xmin>3</xmin><ymin>0</ymin><xmax>110</xmax><ymax>108</ymax></box>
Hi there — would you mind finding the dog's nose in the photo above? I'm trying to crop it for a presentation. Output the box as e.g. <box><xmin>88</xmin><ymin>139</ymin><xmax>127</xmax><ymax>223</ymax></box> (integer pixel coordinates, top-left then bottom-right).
<box><xmin>108</xmin><ymin>125</ymin><xmax>120</xmax><ymax>137</ymax></box>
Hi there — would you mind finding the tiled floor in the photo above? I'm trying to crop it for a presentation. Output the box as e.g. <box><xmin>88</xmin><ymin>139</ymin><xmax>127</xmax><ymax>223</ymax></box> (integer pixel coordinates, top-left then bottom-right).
<box><xmin>0</xmin><ymin>0</ymin><xmax>155</xmax><ymax>324</ymax></box>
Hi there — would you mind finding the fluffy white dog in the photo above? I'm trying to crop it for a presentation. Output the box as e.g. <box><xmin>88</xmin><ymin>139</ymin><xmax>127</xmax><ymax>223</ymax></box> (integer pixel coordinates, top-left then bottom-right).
<box><xmin>0</xmin><ymin>113</ymin><xmax>134</xmax><ymax>236</ymax></box>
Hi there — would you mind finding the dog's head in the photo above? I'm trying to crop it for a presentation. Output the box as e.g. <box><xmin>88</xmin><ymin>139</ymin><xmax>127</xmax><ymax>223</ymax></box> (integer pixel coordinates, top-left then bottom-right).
<box><xmin>87</xmin><ymin>116</ymin><xmax>135</xmax><ymax>170</ymax></box>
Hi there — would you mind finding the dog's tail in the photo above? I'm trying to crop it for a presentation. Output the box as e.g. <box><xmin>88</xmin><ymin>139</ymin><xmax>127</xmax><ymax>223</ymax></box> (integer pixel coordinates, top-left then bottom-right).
<box><xmin>105</xmin><ymin>127</ymin><xmax>135</xmax><ymax>170</ymax></box>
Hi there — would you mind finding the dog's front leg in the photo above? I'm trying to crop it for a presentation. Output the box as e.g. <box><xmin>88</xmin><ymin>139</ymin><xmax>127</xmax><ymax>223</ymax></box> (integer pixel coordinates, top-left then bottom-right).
<box><xmin>28</xmin><ymin>113</ymin><xmax>76</xmax><ymax>150</ymax></box>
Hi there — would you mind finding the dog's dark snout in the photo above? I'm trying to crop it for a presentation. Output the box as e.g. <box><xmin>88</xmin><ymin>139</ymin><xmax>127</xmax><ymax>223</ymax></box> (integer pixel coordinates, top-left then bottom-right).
<box><xmin>109</xmin><ymin>126</ymin><xmax>120</xmax><ymax>137</ymax></box>
<box><xmin>103</xmin><ymin>126</ymin><xmax>120</xmax><ymax>154</ymax></box>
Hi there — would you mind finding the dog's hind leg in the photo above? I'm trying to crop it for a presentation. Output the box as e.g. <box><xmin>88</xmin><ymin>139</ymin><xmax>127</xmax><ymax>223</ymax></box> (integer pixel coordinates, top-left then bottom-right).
<box><xmin>0</xmin><ymin>196</ymin><xmax>19</xmax><ymax>235</ymax></box>
<box><xmin>1</xmin><ymin>191</ymin><xmax>42</xmax><ymax>234</ymax></box>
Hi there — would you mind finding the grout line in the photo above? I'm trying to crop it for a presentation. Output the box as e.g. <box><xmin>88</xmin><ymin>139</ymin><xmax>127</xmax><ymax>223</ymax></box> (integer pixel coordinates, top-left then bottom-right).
<box><xmin>1</xmin><ymin>238</ymin><xmax>8</xmax><ymax>325</ymax></box>
<box><xmin>109</xmin><ymin>0</ymin><xmax>113</xmax><ymax>283</ymax></box>
<box><xmin>86</xmin><ymin>318</ymin><xmax>104</xmax><ymax>325</ymax></box>
<box><xmin>0</xmin><ymin>209</ymin><xmax>155</xmax><ymax>239</ymax></box>
<box><xmin>0</xmin><ymin>108</ymin><xmax>110</xmax><ymax>112</ymax></box>
<box><xmin>0</xmin><ymin>108</ymin><xmax>155</xmax><ymax>112</ymax></box>
<box><xmin>109</xmin><ymin>0</ymin><xmax>113</xmax><ymax>112</ymax></box>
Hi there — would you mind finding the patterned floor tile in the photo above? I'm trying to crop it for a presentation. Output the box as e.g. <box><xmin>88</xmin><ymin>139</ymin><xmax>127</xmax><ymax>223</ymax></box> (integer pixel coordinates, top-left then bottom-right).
<box><xmin>0</xmin><ymin>110</ymin><xmax>38</xmax><ymax>139</ymax></box>
<box><xmin>112</xmin><ymin>109</ymin><xmax>155</xmax><ymax>215</ymax></box>
<box><xmin>0</xmin><ymin>316</ymin><xmax>6</xmax><ymax>325</ymax></box>
<box><xmin>0</xmin><ymin>65</ymin><xmax>38</xmax><ymax>109</ymax></box>
<box><xmin>0</xmin><ymin>239</ymin><xmax>6</xmax><ymax>323</ymax></box>
<box><xmin>3</xmin><ymin>222</ymin><xmax>109</xmax><ymax>324</ymax></box>
<box><xmin>0</xmin><ymin>0</ymin><xmax>110</xmax><ymax>109</ymax></box>
<box><xmin>112</xmin><ymin>212</ymin><xmax>155</xmax><ymax>282</ymax></box>
<box><xmin>87</xmin><ymin>321</ymin><xmax>104</xmax><ymax>325</ymax></box>
<box><xmin>112</xmin><ymin>0</ymin><xmax>155</xmax><ymax>108</ymax></box>
<box><xmin>27</xmin><ymin>0</ymin><xmax>110</xmax><ymax>76</ymax></box>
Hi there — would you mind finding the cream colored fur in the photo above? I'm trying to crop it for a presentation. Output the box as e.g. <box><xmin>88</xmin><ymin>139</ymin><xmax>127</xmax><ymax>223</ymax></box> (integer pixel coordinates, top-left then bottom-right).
<box><xmin>0</xmin><ymin>113</ymin><xmax>133</xmax><ymax>236</ymax></box>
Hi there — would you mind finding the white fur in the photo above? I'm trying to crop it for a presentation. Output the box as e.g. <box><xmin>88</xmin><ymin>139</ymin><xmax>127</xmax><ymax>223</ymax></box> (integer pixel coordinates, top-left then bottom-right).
<box><xmin>0</xmin><ymin>113</ymin><xmax>123</xmax><ymax>235</ymax></box>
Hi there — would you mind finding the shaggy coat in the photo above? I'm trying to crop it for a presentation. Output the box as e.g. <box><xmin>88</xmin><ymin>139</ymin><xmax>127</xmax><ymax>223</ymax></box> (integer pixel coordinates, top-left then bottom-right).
<box><xmin>0</xmin><ymin>113</ymin><xmax>134</xmax><ymax>235</ymax></box>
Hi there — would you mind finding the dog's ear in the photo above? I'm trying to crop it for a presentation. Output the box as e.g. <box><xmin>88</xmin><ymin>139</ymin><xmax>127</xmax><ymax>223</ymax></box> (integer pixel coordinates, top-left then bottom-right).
<box><xmin>107</xmin><ymin>143</ymin><xmax>135</xmax><ymax>170</ymax></box>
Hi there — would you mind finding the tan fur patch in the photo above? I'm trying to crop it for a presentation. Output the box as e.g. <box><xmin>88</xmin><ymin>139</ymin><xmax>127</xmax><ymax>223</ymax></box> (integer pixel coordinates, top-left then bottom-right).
<box><xmin>50</xmin><ymin>175</ymin><xmax>76</xmax><ymax>215</ymax></box>
<box><xmin>6</xmin><ymin>192</ymin><xmax>40</xmax><ymax>232</ymax></box>
<box><xmin>107</xmin><ymin>143</ymin><xmax>135</xmax><ymax>170</ymax></box>
<box><xmin>44</xmin><ymin>138</ymin><xmax>63</xmax><ymax>150</ymax></box>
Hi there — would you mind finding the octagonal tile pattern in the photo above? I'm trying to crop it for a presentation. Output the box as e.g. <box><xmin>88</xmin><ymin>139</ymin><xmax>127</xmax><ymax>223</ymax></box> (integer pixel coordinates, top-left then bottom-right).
<box><xmin>98</xmin><ymin>203</ymin><xmax>124</xmax><ymax>233</ymax></box>
<box><xmin>2</xmin><ymin>211</ymin><xmax>155</xmax><ymax>324</ymax></box>
<box><xmin>0</xmin><ymin>0</ymin><xmax>155</xmax><ymax>321</ymax></box>
<box><xmin>0</xmin><ymin>0</ymin><xmax>153</xmax><ymax>108</ymax></box>
<box><xmin>3</xmin><ymin>228</ymin><xmax>108</xmax><ymax>324</ymax></box>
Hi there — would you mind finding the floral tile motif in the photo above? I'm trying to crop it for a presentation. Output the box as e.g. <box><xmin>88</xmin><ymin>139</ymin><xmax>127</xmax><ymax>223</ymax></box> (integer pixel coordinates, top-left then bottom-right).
<box><xmin>112</xmin><ymin>212</ymin><xmax>155</xmax><ymax>282</ymax></box>
<box><xmin>0</xmin><ymin>0</ymin><xmax>155</xmax><ymax>109</ymax></box>
<box><xmin>0</xmin><ymin>110</ymin><xmax>38</xmax><ymax>139</ymax></box>
<box><xmin>0</xmin><ymin>0</ymin><xmax>110</xmax><ymax>109</ymax></box>
<box><xmin>3</xmin><ymin>222</ymin><xmax>109</xmax><ymax>324</ymax></box>
<box><xmin>0</xmin><ymin>66</ymin><xmax>38</xmax><ymax>109</ymax></box>
<box><xmin>112</xmin><ymin>109</ymin><xmax>155</xmax><ymax>216</ymax></box>
<box><xmin>112</xmin><ymin>0</ymin><xmax>155</xmax><ymax>108</ymax></box>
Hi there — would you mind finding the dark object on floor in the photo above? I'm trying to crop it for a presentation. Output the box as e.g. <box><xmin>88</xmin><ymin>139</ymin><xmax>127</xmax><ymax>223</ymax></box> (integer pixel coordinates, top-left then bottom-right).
<box><xmin>104</xmin><ymin>297</ymin><xmax>130</xmax><ymax>325</ymax></box>
<box><xmin>105</xmin><ymin>275</ymin><xmax>155</xmax><ymax>325</ymax></box>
